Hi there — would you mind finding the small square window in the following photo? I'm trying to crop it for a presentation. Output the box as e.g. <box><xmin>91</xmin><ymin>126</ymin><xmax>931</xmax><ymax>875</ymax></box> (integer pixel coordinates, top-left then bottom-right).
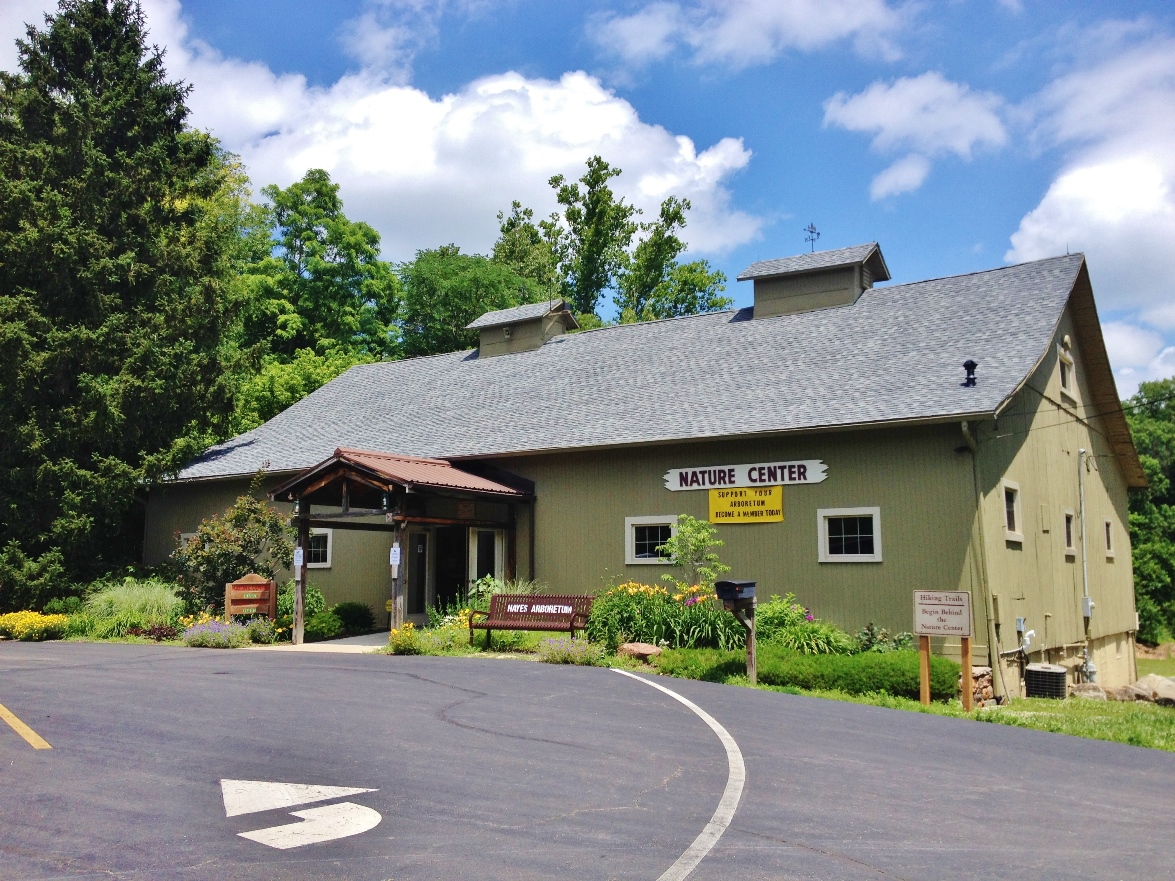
<box><xmin>306</xmin><ymin>529</ymin><xmax>332</xmax><ymax>568</ymax></box>
<box><xmin>1001</xmin><ymin>480</ymin><xmax>1023</xmax><ymax>543</ymax></box>
<box><xmin>818</xmin><ymin>507</ymin><xmax>882</xmax><ymax>563</ymax></box>
<box><xmin>625</xmin><ymin>516</ymin><xmax>677</xmax><ymax>565</ymax></box>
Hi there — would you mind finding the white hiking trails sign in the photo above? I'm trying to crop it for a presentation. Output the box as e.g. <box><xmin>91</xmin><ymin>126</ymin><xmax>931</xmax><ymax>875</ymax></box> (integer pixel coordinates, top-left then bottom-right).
<box><xmin>220</xmin><ymin>779</ymin><xmax>381</xmax><ymax>850</ymax></box>
<box><xmin>913</xmin><ymin>591</ymin><xmax>972</xmax><ymax>637</ymax></box>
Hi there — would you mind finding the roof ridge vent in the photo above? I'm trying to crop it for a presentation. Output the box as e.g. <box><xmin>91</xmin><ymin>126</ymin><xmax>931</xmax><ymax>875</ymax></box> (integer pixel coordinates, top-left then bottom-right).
<box><xmin>738</xmin><ymin>243</ymin><xmax>890</xmax><ymax>319</ymax></box>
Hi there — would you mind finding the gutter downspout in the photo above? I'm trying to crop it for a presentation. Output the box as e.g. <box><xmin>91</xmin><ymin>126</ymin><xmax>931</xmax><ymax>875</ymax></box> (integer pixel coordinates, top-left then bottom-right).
<box><xmin>962</xmin><ymin>420</ymin><xmax>1009</xmax><ymax>701</ymax></box>
<box><xmin>1078</xmin><ymin>448</ymin><xmax>1095</xmax><ymax>682</ymax></box>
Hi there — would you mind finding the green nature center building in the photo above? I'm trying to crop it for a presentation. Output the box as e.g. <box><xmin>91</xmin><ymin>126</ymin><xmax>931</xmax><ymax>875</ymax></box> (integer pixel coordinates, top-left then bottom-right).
<box><xmin>144</xmin><ymin>244</ymin><xmax>1145</xmax><ymax>694</ymax></box>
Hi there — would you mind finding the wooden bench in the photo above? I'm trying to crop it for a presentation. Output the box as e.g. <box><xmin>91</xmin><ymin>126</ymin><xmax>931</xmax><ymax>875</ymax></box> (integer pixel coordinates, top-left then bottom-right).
<box><xmin>469</xmin><ymin>594</ymin><xmax>593</xmax><ymax>649</ymax></box>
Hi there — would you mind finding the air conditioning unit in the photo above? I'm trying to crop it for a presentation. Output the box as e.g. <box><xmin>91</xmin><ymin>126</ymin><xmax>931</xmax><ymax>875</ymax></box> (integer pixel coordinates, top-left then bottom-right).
<box><xmin>1025</xmin><ymin>663</ymin><xmax>1067</xmax><ymax>699</ymax></box>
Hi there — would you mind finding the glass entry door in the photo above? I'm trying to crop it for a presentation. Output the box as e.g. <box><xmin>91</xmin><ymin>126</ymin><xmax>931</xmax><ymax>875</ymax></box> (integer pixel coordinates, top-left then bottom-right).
<box><xmin>468</xmin><ymin>529</ymin><xmax>505</xmax><ymax>584</ymax></box>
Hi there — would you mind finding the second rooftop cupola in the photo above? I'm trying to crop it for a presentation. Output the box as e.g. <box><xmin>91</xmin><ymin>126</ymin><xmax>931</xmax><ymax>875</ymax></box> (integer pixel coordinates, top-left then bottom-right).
<box><xmin>738</xmin><ymin>243</ymin><xmax>890</xmax><ymax>319</ymax></box>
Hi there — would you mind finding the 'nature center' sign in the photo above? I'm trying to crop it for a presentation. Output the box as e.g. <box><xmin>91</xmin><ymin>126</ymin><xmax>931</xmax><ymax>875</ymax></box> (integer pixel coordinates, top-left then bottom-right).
<box><xmin>664</xmin><ymin>460</ymin><xmax>827</xmax><ymax>491</ymax></box>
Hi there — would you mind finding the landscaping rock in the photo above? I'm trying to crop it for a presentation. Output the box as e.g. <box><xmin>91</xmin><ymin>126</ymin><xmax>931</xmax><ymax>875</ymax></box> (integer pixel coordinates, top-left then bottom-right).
<box><xmin>1104</xmin><ymin>684</ymin><xmax>1153</xmax><ymax>702</ymax></box>
<box><xmin>960</xmin><ymin>666</ymin><xmax>994</xmax><ymax>703</ymax></box>
<box><xmin>1133</xmin><ymin>674</ymin><xmax>1175</xmax><ymax>707</ymax></box>
<box><xmin>617</xmin><ymin>642</ymin><xmax>663</xmax><ymax>663</ymax></box>
<box><xmin>1069</xmin><ymin>683</ymin><xmax>1107</xmax><ymax>700</ymax></box>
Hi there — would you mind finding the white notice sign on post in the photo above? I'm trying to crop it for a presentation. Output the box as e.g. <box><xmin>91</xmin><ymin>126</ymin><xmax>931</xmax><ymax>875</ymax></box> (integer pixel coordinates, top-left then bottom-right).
<box><xmin>293</xmin><ymin>547</ymin><xmax>304</xmax><ymax>568</ymax></box>
<box><xmin>913</xmin><ymin>591</ymin><xmax>972</xmax><ymax>637</ymax></box>
<box><xmin>389</xmin><ymin>546</ymin><xmax>401</xmax><ymax>566</ymax></box>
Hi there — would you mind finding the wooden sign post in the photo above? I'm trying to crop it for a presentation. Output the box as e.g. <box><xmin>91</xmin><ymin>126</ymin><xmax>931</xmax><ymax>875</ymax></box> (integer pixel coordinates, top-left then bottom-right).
<box><xmin>225</xmin><ymin>574</ymin><xmax>277</xmax><ymax>619</ymax></box>
<box><xmin>913</xmin><ymin>590</ymin><xmax>973</xmax><ymax>711</ymax></box>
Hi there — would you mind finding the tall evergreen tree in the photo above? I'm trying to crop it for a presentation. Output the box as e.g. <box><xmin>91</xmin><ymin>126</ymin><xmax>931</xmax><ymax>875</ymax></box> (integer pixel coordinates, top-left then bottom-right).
<box><xmin>0</xmin><ymin>0</ymin><xmax>244</xmax><ymax>605</ymax></box>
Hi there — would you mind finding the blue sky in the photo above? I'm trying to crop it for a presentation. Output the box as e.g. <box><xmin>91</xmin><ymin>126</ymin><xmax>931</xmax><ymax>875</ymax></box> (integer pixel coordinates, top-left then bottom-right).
<box><xmin>3</xmin><ymin>0</ymin><xmax>1174</xmax><ymax>394</ymax></box>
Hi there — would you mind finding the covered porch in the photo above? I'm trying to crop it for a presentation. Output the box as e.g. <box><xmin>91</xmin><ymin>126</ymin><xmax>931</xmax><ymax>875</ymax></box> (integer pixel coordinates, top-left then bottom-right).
<box><xmin>270</xmin><ymin>448</ymin><xmax>533</xmax><ymax>640</ymax></box>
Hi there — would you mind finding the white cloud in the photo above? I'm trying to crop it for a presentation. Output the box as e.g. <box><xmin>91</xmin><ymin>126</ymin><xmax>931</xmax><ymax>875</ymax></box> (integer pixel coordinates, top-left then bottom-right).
<box><xmin>0</xmin><ymin>0</ymin><xmax>762</xmax><ymax>261</ymax></box>
<box><xmin>592</xmin><ymin>0</ymin><xmax>905</xmax><ymax>68</ymax></box>
<box><xmin>869</xmin><ymin>153</ymin><xmax>929</xmax><ymax>199</ymax></box>
<box><xmin>0</xmin><ymin>0</ymin><xmax>51</xmax><ymax>73</ymax></box>
<box><xmin>1005</xmin><ymin>29</ymin><xmax>1175</xmax><ymax>384</ymax></box>
<box><xmin>823</xmin><ymin>72</ymin><xmax>1006</xmax><ymax>199</ymax></box>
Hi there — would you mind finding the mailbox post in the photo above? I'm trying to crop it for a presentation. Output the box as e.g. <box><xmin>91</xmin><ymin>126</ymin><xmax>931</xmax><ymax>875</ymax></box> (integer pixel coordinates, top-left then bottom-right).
<box><xmin>716</xmin><ymin>580</ymin><xmax>756</xmax><ymax>686</ymax></box>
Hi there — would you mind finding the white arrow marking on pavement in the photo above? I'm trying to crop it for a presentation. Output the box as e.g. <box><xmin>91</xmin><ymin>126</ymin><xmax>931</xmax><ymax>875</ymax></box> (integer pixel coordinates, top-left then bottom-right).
<box><xmin>220</xmin><ymin>779</ymin><xmax>377</xmax><ymax>817</ymax></box>
<box><xmin>237</xmin><ymin>802</ymin><xmax>383</xmax><ymax>849</ymax></box>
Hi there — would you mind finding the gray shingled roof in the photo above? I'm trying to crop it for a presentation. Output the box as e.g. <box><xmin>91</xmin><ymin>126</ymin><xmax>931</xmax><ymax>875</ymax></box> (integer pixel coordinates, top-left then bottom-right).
<box><xmin>177</xmin><ymin>255</ymin><xmax>1085</xmax><ymax>481</ymax></box>
<box><xmin>737</xmin><ymin>243</ymin><xmax>886</xmax><ymax>280</ymax></box>
<box><xmin>466</xmin><ymin>300</ymin><xmax>566</xmax><ymax>330</ymax></box>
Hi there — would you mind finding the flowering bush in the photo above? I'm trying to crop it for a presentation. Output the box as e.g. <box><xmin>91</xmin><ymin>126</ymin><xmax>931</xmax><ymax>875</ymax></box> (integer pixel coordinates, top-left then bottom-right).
<box><xmin>755</xmin><ymin>594</ymin><xmax>855</xmax><ymax>655</ymax></box>
<box><xmin>586</xmin><ymin>582</ymin><xmax>743</xmax><ymax>651</ymax></box>
<box><xmin>0</xmin><ymin>611</ymin><xmax>69</xmax><ymax>641</ymax></box>
<box><xmin>388</xmin><ymin>621</ymin><xmax>421</xmax><ymax>655</ymax></box>
<box><xmin>537</xmin><ymin>635</ymin><xmax>605</xmax><ymax>665</ymax></box>
<box><xmin>245</xmin><ymin>617</ymin><xmax>278</xmax><ymax>644</ymax></box>
<box><xmin>182</xmin><ymin>620</ymin><xmax>249</xmax><ymax>648</ymax></box>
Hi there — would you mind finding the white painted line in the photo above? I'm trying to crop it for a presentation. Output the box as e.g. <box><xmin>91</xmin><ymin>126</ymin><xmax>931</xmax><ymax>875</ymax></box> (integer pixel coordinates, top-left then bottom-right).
<box><xmin>612</xmin><ymin>669</ymin><xmax>746</xmax><ymax>881</ymax></box>
<box><xmin>221</xmin><ymin>779</ymin><xmax>377</xmax><ymax>817</ymax></box>
<box><xmin>237</xmin><ymin>802</ymin><xmax>382</xmax><ymax>849</ymax></box>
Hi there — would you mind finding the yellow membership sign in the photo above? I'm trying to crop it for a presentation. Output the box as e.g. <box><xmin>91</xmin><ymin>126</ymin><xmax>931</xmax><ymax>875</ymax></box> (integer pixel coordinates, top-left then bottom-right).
<box><xmin>709</xmin><ymin>486</ymin><xmax>783</xmax><ymax>523</ymax></box>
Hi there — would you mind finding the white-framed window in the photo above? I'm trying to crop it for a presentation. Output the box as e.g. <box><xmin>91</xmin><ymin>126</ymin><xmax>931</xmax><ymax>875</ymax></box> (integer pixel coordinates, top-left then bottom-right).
<box><xmin>817</xmin><ymin>507</ymin><xmax>882</xmax><ymax>563</ymax></box>
<box><xmin>625</xmin><ymin>516</ymin><xmax>677</xmax><ymax>565</ymax></box>
<box><xmin>1058</xmin><ymin>343</ymin><xmax>1077</xmax><ymax>402</ymax></box>
<box><xmin>178</xmin><ymin>531</ymin><xmax>197</xmax><ymax>545</ymax></box>
<box><xmin>1001</xmin><ymin>480</ymin><xmax>1023</xmax><ymax>543</ymax></box>
<box><xmin>1063</xmin><ymin>511</ymin><xmax>1076</xmax><ymax>556</ymax></box>
<box><xmin>1104</xmin><ymin>518</ymin><xmax>1115</xmax><ymax>559</ymax></box>
<box><xmin>307</xmin><ymin>528</ymin><xmax>333</xmax><ymax>568</ymax></box>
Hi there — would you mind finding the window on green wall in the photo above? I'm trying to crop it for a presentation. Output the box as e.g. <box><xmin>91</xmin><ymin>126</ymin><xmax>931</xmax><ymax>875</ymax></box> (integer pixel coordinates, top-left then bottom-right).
<box><xmin>307</xmin><ymin>529</ymin><xmax>332</xmax><ymax>568</ymax></box>
<box><xmin>625</xmin><ymin>516</ymin><xmax>676</xmax><ymax>565</ymax></box>
<box><xmin>1001</xmin><ymin>480</ymin><xmax>1023</xmax><ymax>543</ymax></box>
<box><xmin>817</xmin><ymin>507</ymin><xmax>882</xmax><ymax>563</ymax></box>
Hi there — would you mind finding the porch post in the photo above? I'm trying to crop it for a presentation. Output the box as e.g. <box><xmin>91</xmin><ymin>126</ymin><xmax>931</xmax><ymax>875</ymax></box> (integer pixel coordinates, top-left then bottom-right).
<box><xmin>392</xmin><ymin>523</ymin><xmax>405</xmax><ymax>629</ymax></box>
<box><xmin>295</xmin><ymin>509</ymin><xmax>309</xmax><ymax>645</ymax></box>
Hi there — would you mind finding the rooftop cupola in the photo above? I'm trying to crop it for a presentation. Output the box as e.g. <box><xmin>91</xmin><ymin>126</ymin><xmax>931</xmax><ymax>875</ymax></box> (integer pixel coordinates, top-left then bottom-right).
<box><xmin>467</xmin><ymin>299</ymin><xmax>579</xmax><ymax>358</ymax></box>
<box><xmin>737</xmin><ymin>243</ymin><xmax>890</xmax><ymax>319</ymax></box>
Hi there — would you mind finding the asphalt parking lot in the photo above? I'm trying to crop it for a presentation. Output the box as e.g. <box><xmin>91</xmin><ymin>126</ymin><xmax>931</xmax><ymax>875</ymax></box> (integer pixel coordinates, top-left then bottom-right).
<box><xmin>1</xmin><ymin>642</ymin><xmax>1172</xmax><ymax>881</ymax></box>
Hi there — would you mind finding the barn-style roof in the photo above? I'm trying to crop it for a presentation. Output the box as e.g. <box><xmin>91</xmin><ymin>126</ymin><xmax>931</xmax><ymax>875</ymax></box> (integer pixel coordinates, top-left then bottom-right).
<box><xmin>176</xmin><ymin>253</ymin><xmax>1144</xmax><ymax>487</ymax></box>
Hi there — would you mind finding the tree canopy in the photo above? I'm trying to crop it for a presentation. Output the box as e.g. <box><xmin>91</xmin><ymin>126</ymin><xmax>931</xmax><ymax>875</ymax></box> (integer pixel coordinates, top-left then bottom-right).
<box><xmin>399</xmin><ymin>245</ymin><xmax>544</xmax><ymax>357</ymax></box>
<box><xmin>0</xmin><ymin>0</ymin><xmax>244</xmax><ymax>605</ymax></box>
<box><xmin>1125</xmin><ymin>378</ymin><xmax>1175</xmax><ymax>644</ymax></box>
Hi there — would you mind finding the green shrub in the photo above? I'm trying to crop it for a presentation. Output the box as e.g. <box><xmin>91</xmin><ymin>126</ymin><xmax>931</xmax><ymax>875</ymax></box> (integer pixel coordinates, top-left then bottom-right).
<box><xmin>305</xmin><ymin>610</ymin><xmax>344</xmax><ymax>641</ymax></box>
<box><xmin>83</xmin><ymin>578</ymin><xmax>185</xmax><ymax>638</ymax></box>
<box><xmin>755</xmin><ymin>594</ymin><xmax>855</xmax><ymax>655</ymax></box>
<box><xmin>586</xmin><ymin>582</ymin><xmax>743</xmax><ymax>651</ymax></box>
<box><xmin>277</xmin><ymin>582</ymin><xmax>326</xmax><ymax>619</ymax></box>
<box><xmin>656</xmin><ymin>647</ymin><xmax>751</xmax><ymax>682</ymax></box>
<box><xmin>855</xmin><ymin>622</ymin><xmax>914</xmax><ymax>653</ymax></box>
<box><xmin>42</xmin><ymin>596</ymin><xmax>82</xmax><ymax>615</ymax></box>
<box><xmin>245</xmin><ymin>617</ymin><xmax>278</xmax><ymax>644</ymax></box>
<box><xmin>182</xmin><ymin>620</ymin><xmax>250</xmax><ymax>648</ymax></box>
<box><xmin>332</xmin><ymin>601</ymin><xmax>375</xmax><ymax>634</ymax></box>
<box><xmin>657</xmin><ymin>646</ymin><xmax>960</xmax><ymax>701</ymax></box>
<box><xmin>537</xmin><ymin>635</ymin><xmax>605</xmax><ymax>665</ymax></box>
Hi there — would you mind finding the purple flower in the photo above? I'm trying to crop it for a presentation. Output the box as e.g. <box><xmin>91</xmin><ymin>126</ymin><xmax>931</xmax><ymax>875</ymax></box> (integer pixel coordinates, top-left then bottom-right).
<box><xmin>805</xmin><ymin>614</ymin><xmax>814</xmax><ymax>621</ymax></box>
<box><xmin>685</xmin><ymin>596</ymin><xmax>699</xmax><ymax>606</ymax></box>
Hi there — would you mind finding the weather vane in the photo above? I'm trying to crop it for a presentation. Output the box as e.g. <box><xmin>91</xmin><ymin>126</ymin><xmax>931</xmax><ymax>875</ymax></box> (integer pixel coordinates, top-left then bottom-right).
<box><xmin>803</xmin><ymin>223</ymin><xmax>820</xmax><ymax>252</ymax></box>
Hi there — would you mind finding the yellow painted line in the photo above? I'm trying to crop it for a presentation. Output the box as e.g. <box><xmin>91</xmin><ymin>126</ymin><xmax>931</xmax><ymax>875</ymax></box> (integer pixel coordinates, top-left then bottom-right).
<box><xmin>0</xmin><ymin>700</ymin><xmax>51</xmax><ymax>750</ymax></box>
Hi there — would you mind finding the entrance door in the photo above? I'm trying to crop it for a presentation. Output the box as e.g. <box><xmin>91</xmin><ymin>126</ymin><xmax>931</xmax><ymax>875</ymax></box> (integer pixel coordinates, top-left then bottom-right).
<box><xmin>434</xmin><ymin>526</ymin><xmax>468</xmax><ymax>611</ymax></box>
<box><xmin>468</xmin><ymin>529</ymin><xmax>505</xmax><ymax>585</ymax></box>
<box><xmin>407</xmin><ymin>532</ymin><xmax>428</xmax><ymax>615</ymax></box>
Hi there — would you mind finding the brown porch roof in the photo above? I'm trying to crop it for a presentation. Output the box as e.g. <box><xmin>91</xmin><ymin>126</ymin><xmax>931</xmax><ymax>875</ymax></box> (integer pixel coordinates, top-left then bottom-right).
<box><xmin>270</xmin><ymin>447</ymin><xmax>531</xmax><ymax>507</ymax></box>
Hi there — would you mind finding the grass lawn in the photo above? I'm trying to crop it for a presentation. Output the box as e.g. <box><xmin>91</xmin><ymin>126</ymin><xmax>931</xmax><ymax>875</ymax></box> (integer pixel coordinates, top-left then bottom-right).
<box><xmin>1137</xmin><ymin>656</ymin><xmax>1175</xmax><ymax>678</ymax></box>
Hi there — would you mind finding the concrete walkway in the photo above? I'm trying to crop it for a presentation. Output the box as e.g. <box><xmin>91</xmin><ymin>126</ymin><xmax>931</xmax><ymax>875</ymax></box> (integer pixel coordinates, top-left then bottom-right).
<box><xmin>243</xmin><ymin>632</ymin><xmax>388</xmax><ymax>653</ymax></box>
